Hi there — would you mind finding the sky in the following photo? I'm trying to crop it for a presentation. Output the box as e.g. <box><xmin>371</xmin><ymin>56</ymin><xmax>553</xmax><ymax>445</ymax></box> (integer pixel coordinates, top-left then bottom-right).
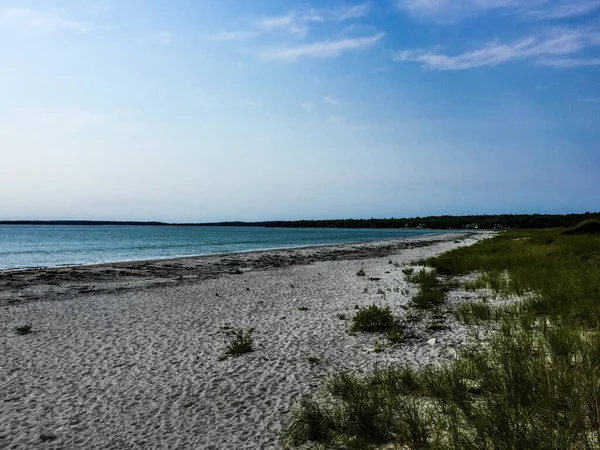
<box><xmin>0</xmin><ymin>0</ymin><xmax>599</xmax><ymax>222</ymax></box>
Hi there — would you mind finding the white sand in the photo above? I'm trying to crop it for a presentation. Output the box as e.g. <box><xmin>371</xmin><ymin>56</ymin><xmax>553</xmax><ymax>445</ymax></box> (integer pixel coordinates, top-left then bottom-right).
<box><xmin>1</xmin><ymin>232</ymin><xmax>491</xmax><ymax>449</ymax></box>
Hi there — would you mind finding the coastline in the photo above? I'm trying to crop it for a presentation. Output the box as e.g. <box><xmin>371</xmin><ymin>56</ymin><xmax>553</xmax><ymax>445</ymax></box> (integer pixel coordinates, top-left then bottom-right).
<box><xmin>1</xmin><ymin>231</ymin><xmax>490</xmax><ymax>449</ymax></box>
<box><xmin>0</xmin><ymin>229</ymin><xmax>450</xmax><ymax>274</ymax></box>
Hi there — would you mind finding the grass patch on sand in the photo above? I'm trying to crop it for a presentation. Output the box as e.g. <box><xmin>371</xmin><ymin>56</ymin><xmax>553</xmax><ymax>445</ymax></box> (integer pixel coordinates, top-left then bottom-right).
<box><xmin>284</xmin><ymin>225</ymin><xmax>600</xmax><ymax>449</ymax></box>
<box><xmin>405</xmin><ymin>268</ymin><xmax>450</xmax><ymax>309</ymax></box>
<box><xmin>351</xmin><ymin>305</ymin><xmax>395</xmax><ymax>332</ymax></box>
<box><xmin>14</xmin><ymin>324</ymin><xmax>32</xmax><ymax>335</ymax></box>
<box><xmin>220</xmin><ymin>328</ymin><xmax>254</xmax><ymax>359</ymax></box>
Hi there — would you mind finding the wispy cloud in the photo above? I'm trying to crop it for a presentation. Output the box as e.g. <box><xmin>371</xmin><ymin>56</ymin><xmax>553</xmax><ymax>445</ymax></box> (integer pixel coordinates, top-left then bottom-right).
<box><xmin>261</xmin><ymin>32</ymin><xmax>385</xmax><ymax>62</ymax></box>
<box><xmin>256</xmin><ymin>11</ymin><xmax>322</xmax><ymax>37</ymax></box>
<box><xmin>324</xmin><ymin>96</ymin><xmax>339</xmax><ymax>105</ymax></box>
<box><xmin>208</xmin><ymin>3</ymin><xmax>372</xmax><ymax>44</ymax></box>
<box><xmin>529</xmin><ymin>0</ymin><xmax>600</xmax><ymax>19</ymax></box>
<box><xmin>396</xmin><ymin>0</ymin><xmax>600</xmax><ymax>21</ymax></box>
<box><xmin>0</xmin><ymin>8</ymin><xmax>89</xmax><ymax>32</ymax></box>
<box><xmin>157</xmin><ymin>31</ymin><xmax>174</xmax><ymax>44</ymax></box>
<box><xmin>538</xmin><ymin>57</ymin><xmax>600</xmax><ymax>67</ymax></box>
<box><xmin>395</xmin><ymin>28</ymin><xmax>600</xmax><ymax>70</ymax></box>
<box><xmin>338</xmin><ymin>2</ymin><xmax>372</xmax><ymax>21</ymax></box>
<box><xmin>205</xmin><ymin>30</ymin><xmax>260</xmax><ymax>41</ymax></box>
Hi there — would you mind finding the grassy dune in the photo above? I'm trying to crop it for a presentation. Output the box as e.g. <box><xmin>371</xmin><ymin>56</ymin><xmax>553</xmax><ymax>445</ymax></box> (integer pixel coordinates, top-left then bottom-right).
<box><xmin>284</xmin><ymin>224</ymin><xmax>600</xmax><ymax>449</ymax></box>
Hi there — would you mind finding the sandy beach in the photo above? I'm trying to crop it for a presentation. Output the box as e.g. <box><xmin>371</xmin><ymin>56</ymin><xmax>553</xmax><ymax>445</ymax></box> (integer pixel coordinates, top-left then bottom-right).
<box><xmin>1</xmin><ymin>231</ymin><xmax>490</xmax><ymax>449</ymax></box>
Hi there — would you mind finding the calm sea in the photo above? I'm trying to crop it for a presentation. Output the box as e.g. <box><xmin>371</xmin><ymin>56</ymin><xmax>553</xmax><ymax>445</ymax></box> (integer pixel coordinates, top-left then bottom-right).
<box><xmin>0</xmin><ymin>225</ymin><xmax>446</xmax><ymax>271</ymax></box>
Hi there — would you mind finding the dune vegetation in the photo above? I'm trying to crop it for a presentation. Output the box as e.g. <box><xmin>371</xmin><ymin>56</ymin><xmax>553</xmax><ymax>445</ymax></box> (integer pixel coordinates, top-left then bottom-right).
<box><xmin>284</xmin><ymin>225</ymin><xmax>600</xmax><ymax>449</ymax></box>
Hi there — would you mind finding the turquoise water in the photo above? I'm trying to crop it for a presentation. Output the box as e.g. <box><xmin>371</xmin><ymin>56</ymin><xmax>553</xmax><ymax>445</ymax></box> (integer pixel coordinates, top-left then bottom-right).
<box><xmin>0</xmin><ymin>225</ymin><xmax>446</xmax><ymax>271</ymax></box>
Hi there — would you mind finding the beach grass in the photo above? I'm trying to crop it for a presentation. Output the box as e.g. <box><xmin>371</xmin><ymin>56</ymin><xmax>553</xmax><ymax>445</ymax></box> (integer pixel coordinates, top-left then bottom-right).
<box><xmin>350</xmin><ymin>304</ymin><xmax>396</xmax><ymax>333</ymax></box>
<box><xmin>14</xmin><ymin>323</ymin><xmax>32</xmax><ymax>335</ymax></box>
<box><xmin>221</xmin><ymin>328</ymin><xmax>254</xmax><ymax>359</ymax></box>
<box><xmin>284</xmin><ymin>226</ymin><xmax>600</xmax><ymax>449</ymax></box>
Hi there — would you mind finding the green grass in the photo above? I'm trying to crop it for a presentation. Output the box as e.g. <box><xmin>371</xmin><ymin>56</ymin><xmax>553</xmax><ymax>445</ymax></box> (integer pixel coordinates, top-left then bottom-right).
<box><xmin>455</xmin><ymin>300</ymin><xmax>497</xmax><ymax>324</ymax></box>
<box><xmin>406</xmin><ymin>268</ymin><xmax>447</xmax><ymax>309</ymax></box>
<box><xmin>356</xmin><ymin>268</ymin><xmax>366</xmax><ymax>277</ymax></box>
<box><xmin>385</xmin><ymin>325</ymin><xmax>404</xmax><ymax>344</ymax></box>
<box><xmin>306</xmin><ymin>355</ymin><xmax>321</xmax><ymax>365</ymax></box>
<box><xmin>221</xmin><ymin>328</ymin><xmax>254</xmax><ymax>359</ymax></box>
<box><xmin>351</xmin><ymin>304</ymin><xmax>396</xmax><ymax>332</ymax></box>
<box><xmin>284</xmin><ymin>227</ymin><xmax>600</xmax><ymax>449</ymax></box>
<box><xmin>562</xmin><ymin>218</ymin><xmax>600</xmax><ymax>235</ymax></box>
<box><xmin>14</xmin><ymin>324</ymin><xmax>32</xmax><ymax>335</ymax></box>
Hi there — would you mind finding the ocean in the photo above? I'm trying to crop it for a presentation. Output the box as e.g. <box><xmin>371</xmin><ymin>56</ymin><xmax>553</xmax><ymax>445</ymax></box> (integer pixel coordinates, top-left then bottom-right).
<box><xmin>0</xmin><ymin>225</ymin><xmax>447</xmax><ymax>271</ymax></box>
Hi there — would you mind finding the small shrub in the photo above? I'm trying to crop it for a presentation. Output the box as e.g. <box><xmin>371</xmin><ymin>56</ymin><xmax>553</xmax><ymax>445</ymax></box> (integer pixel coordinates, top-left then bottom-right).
<box><xmin>402</xmin><ymin>267</ymin><xmax>415</xmax><ymax>277</ymax></box>
<box><xmin>356</xmin><ymin>268</ymin><xmax>366</xmax><ymax>277</ymax></box>
<box><xmin>14</xmin><ymin>324</ymin><xmax>32</xmax><ymax>335</ymax></box>
<box><xmin>427</xmin><ymin>321</ymin><xmax>446</xmax><ymax>331</ymax></box>
<box><xmin>351</xmin><ymin>304</ymin><xmax>396</xmax><ymax>332</ymax></box>
<box><xmin>221</xmin><ymin>328</ymin><xmax>254</xmax><ymax>359</ymax></box>
<box><xmin>377</xmin><ymin>288</ymin><xmax>386</xmax><ymax>298</ymax></box>
<box><xmin>412</xmin><ymin>289</ymin><xmax>445</xmax><ymax>309</ymax></box>
<box><xmin>298</xmin><ymin>306</ymin><xmax>309</xmax><ymax>311</ymax></box>
<box><xmin>306</xmin><ymin>355</ymin><xmax>321</xmax><ymax>364</ymax></box>
<box><xmin>336</xmin><ymin>313</ymin><xmax>347</xmax><ymax>320</ymax></box>
<box><xmin>386</xmin><ymin>325</ymin><xmax>404</xmax><ymax>344</ymax></box>
<box><xmin>372</xmin><ymin>341</ymin><xmax>385</xmax><ymax>353</ymax></box>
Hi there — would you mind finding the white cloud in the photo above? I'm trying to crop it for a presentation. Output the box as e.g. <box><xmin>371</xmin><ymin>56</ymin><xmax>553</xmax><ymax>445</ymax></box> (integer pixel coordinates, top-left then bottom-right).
<box><xmin>395</xmin><ymin>28</ymin><xmax>600</xmax><ymax>70</ymax></box>
<box><xmin>299</xmin><ymin>101</ymin><xmax>317</xmax><ymax>111</ymax></box>
<box><xmin>529</xmin><ymin>0</ymin><xmax>600</xmax><ymax>19</ymax></box>
<box><xmin>324</xmin><ymin>96</ymin><xmax>339</xmax><ymax>105</ymax></box>
<box><xmin>396</xmin><ymin>0</ymin><xmax>600</xmax><ymax>21</ymax></box>
<box><xmin>261</xmin><ymin>33</ymin><xmax>385</xmax><ymax>62</ymax></box>
<box><xmin>256</xmin><ymin>12</ymin><xmax>310</xmax><ymax>37</ymax></box>
<box><xmin>157</xmin><ymin>31</ymin><xmax>174</xmax><ymax>44</ymax></box>
<box><xmin>538</xmin><ymin>57</ymin><xmax>600</xmax><ymax>67</ymax></box>
<box><xmin>338</xmin><ymin>2</ymin><xmax>372</xmax><ymax>21</ymax></box>
<box><xmin>205</xmin><ymin>30</ymin><xmax>260</xmax><ymax>41</ymax></box>
<box><xmin>0</xmin><ymin>8</ymin><xmax>89</xmax><ymax>32</ymax></box>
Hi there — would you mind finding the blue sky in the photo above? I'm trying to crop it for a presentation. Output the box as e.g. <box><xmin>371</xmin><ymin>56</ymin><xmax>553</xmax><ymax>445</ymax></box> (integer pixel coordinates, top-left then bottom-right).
<box><xmin>1</xmin><ymin>0</ymin><xmax>599</xmax><ymax>222</ymax></box>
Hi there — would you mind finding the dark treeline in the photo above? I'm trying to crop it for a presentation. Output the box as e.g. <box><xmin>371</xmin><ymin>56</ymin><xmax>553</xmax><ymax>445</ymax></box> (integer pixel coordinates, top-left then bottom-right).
<box><xmin>261</xmin><ymin>213</ymin><xmax>600</xmax><ymax>230</ymax></box>
<box><xmin>1</xmin><ymin>213</ymin><xmax>599</xmax><ymax>229</ymax></box>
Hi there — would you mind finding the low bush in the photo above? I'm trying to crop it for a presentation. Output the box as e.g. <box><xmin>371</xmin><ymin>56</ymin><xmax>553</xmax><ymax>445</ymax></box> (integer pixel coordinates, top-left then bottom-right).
<box><xmin>14</xmin><ymin>324</ymin><xmax>32</xmax><ymax>335</ymax></box>
<box><xmin>221</xmin><ymin>328</ymin><xmax>254</xmax><ymax>359</ymax></box>
<box><xmin>351</xmin><ymin>304</ymin><xmax>396</xmax><ymax>332</ymax></box>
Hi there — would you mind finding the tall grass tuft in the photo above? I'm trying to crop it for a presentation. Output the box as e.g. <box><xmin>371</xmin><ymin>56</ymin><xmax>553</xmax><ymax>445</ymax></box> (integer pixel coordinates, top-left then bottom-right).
<box><xmin>351</xmin><ymin>304</ymin><xmax>396</xmax><ymax>332</ymax></box>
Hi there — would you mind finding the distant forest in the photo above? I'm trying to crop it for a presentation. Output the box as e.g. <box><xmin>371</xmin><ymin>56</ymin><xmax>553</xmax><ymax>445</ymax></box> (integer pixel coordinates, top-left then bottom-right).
<box><xmin>2</xmin><ymin>213</ymin><xmax>599</xmax><ymax>230</ymax></box>
<box><xmin>259</xmin><ymin>213</ymin><xmax>600</xmax><ymax>230</ymax></box>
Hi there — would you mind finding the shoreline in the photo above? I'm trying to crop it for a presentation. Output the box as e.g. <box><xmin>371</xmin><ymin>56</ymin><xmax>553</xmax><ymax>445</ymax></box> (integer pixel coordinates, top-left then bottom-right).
<box><xmin>1</xmin><ymin>231</ymin><xmax>490</xmax><ymax>449</ymax></box>
<box><xmin>0</xmin><ymin>230</ymin><xmax>453</xmax><ymax>274</ymax></box>
<box><xmin>0</xmin><ymin>232</ymin><xmax>480</xmax><ymax>308</ymax></box>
